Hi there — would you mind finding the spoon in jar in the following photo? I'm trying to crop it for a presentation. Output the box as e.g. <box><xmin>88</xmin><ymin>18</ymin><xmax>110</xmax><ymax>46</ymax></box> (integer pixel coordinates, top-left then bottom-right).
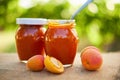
<box><xmin>70</xmin><ymin>0</ymin><xmax>93</xmax><ymax>19</ymax></box>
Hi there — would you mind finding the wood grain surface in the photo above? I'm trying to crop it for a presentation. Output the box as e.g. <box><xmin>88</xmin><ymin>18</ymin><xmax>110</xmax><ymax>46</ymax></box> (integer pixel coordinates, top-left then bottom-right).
<box><xmin>0</xmin><ymin>52</ymin><xmax>120</xmax><ymax>80</ymax></box>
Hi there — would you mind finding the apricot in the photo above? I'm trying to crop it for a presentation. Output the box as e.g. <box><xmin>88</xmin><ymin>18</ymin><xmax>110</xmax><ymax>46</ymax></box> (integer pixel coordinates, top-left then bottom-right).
<box><xmin>81</xmin><ymin>46</ymin><xmax>99</xmax><ymax>57</ymax></box>
<box><xmin>44</xmin><ymin>55</ymin><xmax>64</xmax><ymax>74</ymax></box>
<box><xmin>81</xmin><ymin>46</ymin><xmax>103</xmax><ymax>71</ymax></box>
<box><xmin>26</xmin><ymin>55</ymin><xmax>44</xmax><ymax>71</ymax></box>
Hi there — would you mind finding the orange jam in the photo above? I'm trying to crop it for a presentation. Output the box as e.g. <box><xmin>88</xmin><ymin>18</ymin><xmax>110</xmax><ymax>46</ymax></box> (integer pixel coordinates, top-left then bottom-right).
<box><xmin>15</xmin><ymin>18</ymin><xmax>47</xmax><ymax>61</ymax></box>
<box><xmin>44</xmin><ymin>20</ymin><xmax>79</xmax><ymax>65</ymax></box>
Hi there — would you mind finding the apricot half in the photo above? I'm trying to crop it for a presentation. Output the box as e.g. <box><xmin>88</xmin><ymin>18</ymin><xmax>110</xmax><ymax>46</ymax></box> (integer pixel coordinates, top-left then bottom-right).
<box><xmin>26</xmin><ymin>55</ymin><xmax>44</xmax><ymax>71</ymax></box>
<box><xmin>81</xmin><ymin>46</ymin><xmax>103</xmax><ymax>71</ymax></box>
<box><xmin>44</xmin><ymin>55</ymin><xmax>64</xmax><ymax>74</ymax></box>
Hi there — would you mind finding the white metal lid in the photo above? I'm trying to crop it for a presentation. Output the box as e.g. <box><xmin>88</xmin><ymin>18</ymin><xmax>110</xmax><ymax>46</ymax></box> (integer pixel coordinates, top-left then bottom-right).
<box><xmin>16</xmin><ymin>18</ymin><xmax>47</xmax><ymax>25</ymax></box>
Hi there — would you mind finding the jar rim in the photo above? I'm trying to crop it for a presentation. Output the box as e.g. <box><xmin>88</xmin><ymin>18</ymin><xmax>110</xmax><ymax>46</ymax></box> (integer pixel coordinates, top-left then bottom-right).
<box><xmin>16</xmin><ymin>18</ymin><xmax>47</xmax><ymax>25</ymax></box>
<box><xmin>48</xmin><ymin>19</ymin><xmax>75</xmax><ymax>24</ymax></box>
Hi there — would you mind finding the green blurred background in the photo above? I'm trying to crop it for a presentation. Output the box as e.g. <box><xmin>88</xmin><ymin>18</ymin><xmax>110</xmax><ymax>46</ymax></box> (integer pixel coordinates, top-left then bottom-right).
<box><xmin>0</xmin><ymin>0</ymin><xmax>120</xmax><ymax>53</ymax></box>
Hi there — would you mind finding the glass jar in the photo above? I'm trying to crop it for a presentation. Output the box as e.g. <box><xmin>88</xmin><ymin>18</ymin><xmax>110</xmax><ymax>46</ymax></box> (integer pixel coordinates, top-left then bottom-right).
<box><xmin>15</xmin><ymin>18</ymin><xmax>47</xmax><ymax>62</ymax></box>
<box><xmin>44</xmin><ymin>20</ymin><xmax>79</xmax><ymax>66</ymax></box>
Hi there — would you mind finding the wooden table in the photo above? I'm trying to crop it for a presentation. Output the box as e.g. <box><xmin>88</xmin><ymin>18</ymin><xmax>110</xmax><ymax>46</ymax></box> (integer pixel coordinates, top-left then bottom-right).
<box><xmin>0</xmin><ymin>52</ymin><xmax>120</xmax><ymax>80</ymax></box>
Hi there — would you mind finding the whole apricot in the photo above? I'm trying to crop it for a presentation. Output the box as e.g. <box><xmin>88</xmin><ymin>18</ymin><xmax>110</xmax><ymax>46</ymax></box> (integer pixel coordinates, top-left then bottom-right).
<box><xmin>81</xmin><ymin>46</ymin><xmax>103</xmax><ymax>71</ymax></box>
<box><xmin>44</xmin><ymin>55</ymin><xmax>64</xmax><ymax>74</ymax></box>
<box><xmin>26</xmin><ymin>55</ymin><xmax>44</xmax><ymax>71</ymax></box>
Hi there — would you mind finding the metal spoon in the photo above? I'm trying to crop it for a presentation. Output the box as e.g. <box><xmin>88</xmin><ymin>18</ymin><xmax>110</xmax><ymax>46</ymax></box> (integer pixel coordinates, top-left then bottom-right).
<box><xmin>70</xmin><ymin>0</ymin><xmax>93</xmax><ymax>19</ymax></box>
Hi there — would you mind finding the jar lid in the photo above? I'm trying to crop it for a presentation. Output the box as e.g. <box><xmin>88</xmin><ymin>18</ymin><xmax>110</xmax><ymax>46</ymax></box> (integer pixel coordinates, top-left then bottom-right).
<box><xmin>47</xmin><ymin>19</ymin><xmax>75</xmax><ymax>24</ymax></box>
<box><xmin>16</xmin><ymin>18</ymin><xmax>47</xmax><ymax>25</ymax></box>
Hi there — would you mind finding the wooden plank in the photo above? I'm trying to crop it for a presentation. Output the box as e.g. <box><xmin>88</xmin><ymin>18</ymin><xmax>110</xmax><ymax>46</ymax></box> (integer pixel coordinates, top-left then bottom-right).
<box><xmin>0</xmin><ymin>53</ymin><xmax>120</xmax><ymax>80</ymax></box>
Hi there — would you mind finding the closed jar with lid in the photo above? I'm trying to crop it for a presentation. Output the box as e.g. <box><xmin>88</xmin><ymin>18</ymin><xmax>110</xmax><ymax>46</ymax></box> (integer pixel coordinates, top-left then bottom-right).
<box><xmin>15</xmin><ymin>18</ymin><xmax>47</xmax><ymax>61</ymax></box>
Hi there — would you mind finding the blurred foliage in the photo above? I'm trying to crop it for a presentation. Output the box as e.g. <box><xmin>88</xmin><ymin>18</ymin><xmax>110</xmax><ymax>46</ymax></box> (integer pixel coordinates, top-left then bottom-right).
<box><xmin>75</xmin><ymin>0</ymin><xmax>120</xmax><ymax>51</ymax></box>
<box><xmin>0</xmin><ymin>0</ymin><xmax>120</xmax><ymax>52</ymax></box>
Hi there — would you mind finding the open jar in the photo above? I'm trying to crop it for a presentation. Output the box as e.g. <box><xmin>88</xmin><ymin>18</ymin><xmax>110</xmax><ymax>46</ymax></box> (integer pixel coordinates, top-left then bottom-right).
<box><xmin>44</xmin><ymin>19</ymin><xmax>79</xmax><ymax>67</ymax></box>
<box><xmin>15</xmin><ymin>18</ymin><xmax>47</xmax><ymax>62</ymax></box>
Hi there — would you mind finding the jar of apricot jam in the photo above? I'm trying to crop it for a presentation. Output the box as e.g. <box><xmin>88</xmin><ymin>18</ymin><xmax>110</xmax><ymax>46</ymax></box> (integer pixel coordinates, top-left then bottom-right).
<box><xmin>44</xmin><ymin>20</ymin><xmax>79</xmax><ymax>66</ymax></box>
<box><xmin>16</xmin><ymin>18</ymin><xmax>47</xmax><ymax>62</ymax></box>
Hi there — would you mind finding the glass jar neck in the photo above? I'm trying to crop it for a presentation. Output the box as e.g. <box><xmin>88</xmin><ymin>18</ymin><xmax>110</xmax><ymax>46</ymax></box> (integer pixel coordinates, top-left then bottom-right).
<box><xmin>48</xmin><ymin>22</ymin><xmax>75</xmax><ymax>29</ymax></box>
<box><xmin>19</xmin><ymin>24</ymin><xmax>44</xmax><ymax>28</ymax></box>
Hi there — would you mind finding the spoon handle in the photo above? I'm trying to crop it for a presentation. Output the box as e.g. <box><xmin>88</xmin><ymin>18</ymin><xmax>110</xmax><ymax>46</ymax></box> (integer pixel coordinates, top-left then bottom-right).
<box><xmin>70</xmin><ymin>0</ymin><xmax>93</xmax><ymax>19</ymax></box>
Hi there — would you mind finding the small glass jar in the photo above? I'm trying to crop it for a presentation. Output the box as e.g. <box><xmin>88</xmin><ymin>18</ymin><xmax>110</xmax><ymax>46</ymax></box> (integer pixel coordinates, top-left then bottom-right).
<box><xmin>15</xmin><ymin>18</ymin><xmax>47</xmax><ymax>62</ymax></box>
<box><xmin>44</xmin><ymin>19</ymin><xmax>79</xmax><ymax>67</ymax></box>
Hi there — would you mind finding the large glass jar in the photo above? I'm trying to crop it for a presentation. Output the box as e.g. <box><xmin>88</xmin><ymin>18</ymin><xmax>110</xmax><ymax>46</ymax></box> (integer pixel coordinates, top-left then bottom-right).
<box><xmin>15</xmin><ymin>18</ymin><xmax>47</xmax><ymax>62</ymax></box>
<box><xmin>44</xmin><ymin>20</ymin><xmax>79</xmax><ymax>66</ymax></box>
